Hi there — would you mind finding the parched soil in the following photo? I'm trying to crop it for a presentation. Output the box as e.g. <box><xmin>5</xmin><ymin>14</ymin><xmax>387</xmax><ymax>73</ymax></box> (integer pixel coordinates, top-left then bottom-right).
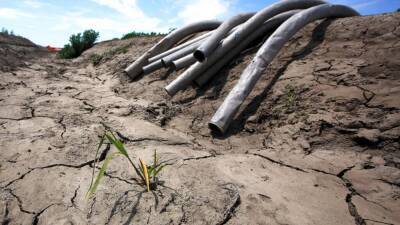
<box><xmin>1</xmin><ymin>13</ymin><xmax>399</xmax><ymax>225</ymax></box>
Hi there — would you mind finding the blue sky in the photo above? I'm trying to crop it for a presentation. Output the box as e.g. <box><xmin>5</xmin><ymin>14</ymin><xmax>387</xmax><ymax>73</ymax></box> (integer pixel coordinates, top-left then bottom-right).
<box><xmin>1</xmin><ymin>0</ymin><xmax>399</xmax><ymax>47</ymax></box>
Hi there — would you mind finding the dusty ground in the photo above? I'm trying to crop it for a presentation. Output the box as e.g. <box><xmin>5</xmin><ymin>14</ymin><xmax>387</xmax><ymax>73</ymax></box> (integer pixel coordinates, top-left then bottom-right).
<box><xmin>1</xmin><ymin>13</ymin><xmax>399</xmax><ymax>225</ymax></box>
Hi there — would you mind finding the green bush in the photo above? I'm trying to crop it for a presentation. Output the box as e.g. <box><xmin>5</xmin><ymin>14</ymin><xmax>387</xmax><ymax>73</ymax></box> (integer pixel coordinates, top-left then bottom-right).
<box><xmin>1</xmin><ymin>27</ymin><xmax>14</xmax><ymax>35</ymax></box>
<box><xmin>90</xmin><ymin>54</ymin><xmax>103</xmax><ymax>66</ymax></box>
<box><xmin>59</xmin><ymin>29</ymin><xmax>99</xmax><ymax>59</ymax></box>
<box><xmin>121</xmin><ymin>31</ymin><xmax>166</xmax><ymax>40</ymax></box>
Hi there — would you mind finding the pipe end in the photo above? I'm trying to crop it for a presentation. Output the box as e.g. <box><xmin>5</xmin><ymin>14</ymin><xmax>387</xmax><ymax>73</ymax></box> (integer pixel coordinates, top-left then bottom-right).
<box><xmin>170</xmin><ymin>63</ymin><xmax>178</xmax><ymax>71</ymax></box>
<box><xmin>208</xmin><ymin>122</ymin><xmax>225</xmax><ymax>135</ymax></box>
<box><xmin>161</xmin><ymin>59</ymin><xmax>168</xmax><ymax>68</ymax></box>
<box><xmin>164</xmin><ymin>86</ymin><xmax>176</xmax><ymax>97</ymax></box>
<box><xmin>193</xmin><ymin>50</ymin><xmax>206</xmax><ymax>62</ymax></box>
<box><xmin>124</xmin><ymin>68</ymin><xmax>141</xmax><ymax>80</ymax></box>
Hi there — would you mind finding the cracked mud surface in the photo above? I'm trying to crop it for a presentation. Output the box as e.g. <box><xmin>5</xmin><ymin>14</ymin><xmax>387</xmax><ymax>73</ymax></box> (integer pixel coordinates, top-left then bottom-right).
<box><xmin>1</xmin><ymin>13</ymin><xmax>400</xmax><ymax>225</ymax></box>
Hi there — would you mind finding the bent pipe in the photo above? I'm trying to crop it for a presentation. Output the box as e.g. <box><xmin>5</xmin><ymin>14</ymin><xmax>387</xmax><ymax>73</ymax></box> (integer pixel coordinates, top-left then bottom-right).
<box><xmin>142</xmin><ymin>60</ymin><xmax>163</xmax><ymax>75</ymax></box>
<box><xmin>149</xmin><ymin>24</ymin><xmax>239</xmax><ymax>64</ymax></box>
<box><xmin>164</xmin><ymin>0</ymin><xmax>325</xmax><ymax>96</ymax></box>
<box><xmin>209</xmin><ymin>4</ymin><xmax>359</xmax><ymax>134</ymax></box>
<box><xmin>148</xmin><ymin>31</ymin><xmax>212</xmax><ymax>63</ymax></box>
<box><xmin>195</xmin><ymin>10</ymin><xmax>300</xmax><ymax>87</ymax></box>
<box><xmin>124</xmin><ymin>20</ymin><xmax>222</xmax><ymax>79</ymax></box>
<box><xmin>161</xmin><ymin>23</ymin><xmax>243</xmax><ymax>68</ymax></box>
<box><xmin>161</xmin><ymin>40</ymin><xmax>203</xmax><ymax>67</ymax></box>
<box><xmin>171</xmin><ymin>54</ymin><xmax>197</xmax><ymax>71</ymax></box>
<box><xmin>194</xmin><ymin>12</ymin><xmax>255</xmax><ymax>62</ymax></box>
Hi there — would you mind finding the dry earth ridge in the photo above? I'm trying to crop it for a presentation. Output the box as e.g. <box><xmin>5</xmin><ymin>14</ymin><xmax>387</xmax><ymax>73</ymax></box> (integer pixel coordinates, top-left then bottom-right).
<box><xmin>1</xmin><ymin>13</ymin><xmax>399</xmax><ymax>225</ymax></box>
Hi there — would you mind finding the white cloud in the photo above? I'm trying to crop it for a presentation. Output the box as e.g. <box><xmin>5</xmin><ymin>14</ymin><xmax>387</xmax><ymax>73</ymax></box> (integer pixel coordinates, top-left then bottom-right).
<box><xmin>90</xmin><ymin>0</ymin><xmax>161</xmax><ymax>30</ymax></box>
<box><xmin>178</xmin><ymin>0</ymin><xmax>231</xmax><ymax>24</ymax></box>
<box><xmin>0</xmin><ymin>8</ymin><xmax>35</xmax><ymax>19</ymax></box>
<box><xmin>23</xmin><ymin>0</ymin><xmax>46</xmax><ymax>8</ymax></box>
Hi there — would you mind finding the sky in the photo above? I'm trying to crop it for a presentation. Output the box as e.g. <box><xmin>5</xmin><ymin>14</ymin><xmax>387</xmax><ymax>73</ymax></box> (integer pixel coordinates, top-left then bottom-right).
<box><xmin>1</xmin><ymin>0</ymin><xmax>399</xmax><ymax>47</ymax></box>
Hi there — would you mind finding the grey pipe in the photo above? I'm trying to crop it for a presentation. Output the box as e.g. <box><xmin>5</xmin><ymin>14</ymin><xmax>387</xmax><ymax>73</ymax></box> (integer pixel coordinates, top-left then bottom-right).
<box><xmin>142</xmin><ymin>60</ymin><xmax>163</xmax><ymax>74</ymax></box>
<box><xmin>209</xmin><ymin>4</ymin><xmax>359</xmax><ymax>134</ymax></box>
<box><xmin>148</xmin><ymin>32</ymin><xmax>212</xmax><ymax>63</ymax></box>
<box><xmin>171</xmin><ymin>54</ymin><xmax>197</xmax><ymax>71</ymax></box>
<box><xmin>161</xmin><ymin>41</ymin><xmax>202</xmax><ymax>67</ymax></box>
<box><xmin>195</xmin><ymin>10</ymin><xmax>300</xmax><ymax>87</ymax></box>
<box><xmin>194</xmin><ymin>12</ymin><xmax>255</xmax><ymax>62</ymax></box>
<box><xmin>162</xmin><ymin>24</ymin><xmax>242</xmax><ymax>67</ymax></box>
<box><xmin>124</xmin><ymin>20</ymin><xmax>221</xmax><ymax>79</ymax></box>
<box><xmin>164</xmin><ymin>0</ymin><xmax>325</xmax><ymax>96</ymax></box>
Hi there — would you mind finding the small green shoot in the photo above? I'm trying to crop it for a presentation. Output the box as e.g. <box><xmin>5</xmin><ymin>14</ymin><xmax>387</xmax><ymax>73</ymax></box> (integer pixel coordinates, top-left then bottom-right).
<box><xmin>86</xmin><ymin>131</ymin><xmax>167</xmax><ymax>199</ymax></box>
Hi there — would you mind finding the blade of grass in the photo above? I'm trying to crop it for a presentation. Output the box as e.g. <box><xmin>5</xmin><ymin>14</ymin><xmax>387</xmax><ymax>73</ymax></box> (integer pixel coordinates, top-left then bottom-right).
<box><xmin>153</xmin><ymin>164</ymin><xmax>166</xmax><ymax>177</ymax></box>
<box><xmin>88</xmin><ymin>134</ymin><xmax>105</xmax><ymax>194</ymax></box>
<box><xmin>86</xmin><ymin>152</ymin><xmax>121</xmax><ymax>199</ymax></box>
<box><xmin>105</xmin><ymin>132</ymin><xmax>146</xmax><ymax>183</ymax></box>
<box><xmin>139</xmin><ymin>159</ymin><xmax>150</xmax><ymax>192</ymax></box>
<box><xmin>153</xmin><ymin>150</ymin><xmax>157</xmax><ymax>183</ymax></box>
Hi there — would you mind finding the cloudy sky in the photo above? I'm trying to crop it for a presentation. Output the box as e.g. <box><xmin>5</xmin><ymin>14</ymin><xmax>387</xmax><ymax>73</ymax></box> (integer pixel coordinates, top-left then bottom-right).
<box><xmin>1</xmin><ymin>0</ymin><xmax>399</xmax><ymax>46</ymax></box>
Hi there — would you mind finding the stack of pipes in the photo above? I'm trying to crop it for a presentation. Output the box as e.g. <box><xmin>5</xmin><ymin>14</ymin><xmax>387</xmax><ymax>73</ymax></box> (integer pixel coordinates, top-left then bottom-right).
<box><xmin>124</xmin><ymin>0</ymin><xmax>359</xmax><ymax>134</ymax></box>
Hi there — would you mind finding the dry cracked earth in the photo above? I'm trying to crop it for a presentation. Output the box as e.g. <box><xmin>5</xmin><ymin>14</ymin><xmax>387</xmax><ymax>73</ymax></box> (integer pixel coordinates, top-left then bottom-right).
<box><xmin>1</xmin><ymin>13</ymin><xmax>400</xmax><ymax>225</ymax></box>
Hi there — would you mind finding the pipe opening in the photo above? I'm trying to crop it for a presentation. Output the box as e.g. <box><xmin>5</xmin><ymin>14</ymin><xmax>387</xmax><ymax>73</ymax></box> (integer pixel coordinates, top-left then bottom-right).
<box><xmin>193</xmin><ymin>50</ymin><xmax>206</xmax><ymax>62</ymax></box>
<box><xmin>164</xmin><ymin>87</ymin><xmax>174</xmax><ymax>97</ymax></box>
<box><xmin>170</xmin><ymin>63</ymin><xmax>177</xmax><ymax>71</ymax></box>
<box><xmin>161</xmin><ymin>59</ymin><xmax>168</xmax><ymax>68</ymax></box>
<box><xmin>208</xmin><ymin>122</ymin><xmax>224</xmax><ymax>135</ymax></box>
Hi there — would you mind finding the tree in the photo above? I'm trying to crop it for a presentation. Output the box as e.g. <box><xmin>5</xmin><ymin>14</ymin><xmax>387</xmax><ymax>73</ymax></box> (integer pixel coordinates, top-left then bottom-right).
<box><xmin>59</xmin><ymin>29</ymin><xmax>100</xmax><ymax>59</ymax></box>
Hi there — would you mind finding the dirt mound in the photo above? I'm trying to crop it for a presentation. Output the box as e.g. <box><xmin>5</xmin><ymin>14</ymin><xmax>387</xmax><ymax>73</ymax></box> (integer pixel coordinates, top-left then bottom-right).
<box><xmin>0</xmin><ymin>33</ymin><xmax>48</xmax><ymax>72</ymax></box>
<box><xmin>0</xmin><ymin>13</ymin><xmax>399</xmax><ymax>225</ymax></box>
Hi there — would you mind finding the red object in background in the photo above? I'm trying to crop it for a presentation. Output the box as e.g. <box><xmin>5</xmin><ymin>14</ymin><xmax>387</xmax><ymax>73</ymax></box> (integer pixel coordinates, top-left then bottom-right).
<box><xmin>46</xmin><ymin>45</ymin><xmax>61</xmax><ymax>52</ymax></box>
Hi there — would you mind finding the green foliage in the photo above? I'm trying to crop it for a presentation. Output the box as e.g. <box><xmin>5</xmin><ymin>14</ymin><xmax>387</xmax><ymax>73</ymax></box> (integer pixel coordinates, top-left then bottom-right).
<box><xmin>1</xmin><ymin>27</ymin><xmax>14</xmax><ymax>35</ymax></box>
<box><xmin>89</xmin><ymin>45</ymin><xmax>129</xmax><ymax>66</ymax></box>
<box><xmin>283</xmin><ymin>84</ymin><xmax>297</xmax><ymax>109</ymax></box>
<box><xmin>58</xmin><ymin>44</ymin><xmax>76</xmax><ymax>59</ymax></box>
<box><xmin>121</xmin><ymin>31</ymin><xmax>166</xmax><ymax>40</ymax></box>
<box><xmin>90</xmin><ymin>54</ymin><xmax>103</xmax><ymax>66</ymax></box>
<box><xmin>59</xmin><ymin>29</ymin><xmax>99</xmax><ymax>59</ymax></box>
<box><xmin>168</xmin><ymin>28</ymin><xmax>177</xmax><ymax>34</ymax></box>
<box><xmin>86</xmin><ymin>131</ymin><xmax>166</xmax><ymax>199</ymax></box>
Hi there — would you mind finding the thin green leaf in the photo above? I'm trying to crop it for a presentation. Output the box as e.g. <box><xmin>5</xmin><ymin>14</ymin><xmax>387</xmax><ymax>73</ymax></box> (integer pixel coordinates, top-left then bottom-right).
<box><xmin>105</xmin><ymin>133</ymin><xmax>128</xmax><ymax>156</ymax></box>
<box><xmin>154</xmin><ymin>164</ymin><xmax>166</xmax><ymax>177</ymax></box>
<box><xmin>87</xmin><ymin>134</ymin><xmax>105</xmax><ymax>195</ymax></box>
<box><xmin>86</xmin><ymin>152</ymin><xmax>121</xmax><ymax>199</ymax></box>
<box><xmin>153</xmin><ymin>149</ymin><xmax>157</xmax><ymax>183</ymax></box>
<box><xmin>148</xmin><ymin>166</ymin><xmax>155</xmax><ymax>176</ymax></box>
<box><xmin>105</xmin><ymin>132</ymin><xmax>146</xmax><ymax>184</ymax></box>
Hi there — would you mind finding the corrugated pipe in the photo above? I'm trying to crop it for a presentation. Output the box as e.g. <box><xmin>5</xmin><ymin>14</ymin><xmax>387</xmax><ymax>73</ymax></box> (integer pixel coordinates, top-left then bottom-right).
<box><xmin>148</xmin><ymin>31</ymin><xmax>212</xmax><ymax>63</ymax></box>
<box><xmin>171</xmin><ymin>54</ymin><xmax>197</xmax><ymax>71</ymax></box>
<box><xmin>164</xmin><ymin>0</ymin><xmax>325</xmax><ymax>96</ymax></box>
<box><xmin>124</xmin><ymin>20</ymin><xmax>222</xmax><ymax>79</ymax></box>
<box><xmin>193</xmin><ymin>12</ymin><xmax>255</xmax><ymax>62</ymax></box>
<box><xmin>209</xmin><ymin>4</ymin><xmax>359</xmax><ymax>134</ymax></box>
<box><xmin>194</xmin><ymin>10</ymin><xmax>300</xmax><ymax>87</ymax></box>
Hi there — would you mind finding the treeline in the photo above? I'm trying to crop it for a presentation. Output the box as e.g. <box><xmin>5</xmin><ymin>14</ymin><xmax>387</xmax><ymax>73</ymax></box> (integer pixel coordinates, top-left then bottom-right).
<box><xmin>1</xmin><ymin>27</ymin><xmax>15</xmax><ymax>36</ymax></box>
<box><xmin>121</xmin><ymin>31</ymin><xmax>166</xmax><ymax>40</ymax></box>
